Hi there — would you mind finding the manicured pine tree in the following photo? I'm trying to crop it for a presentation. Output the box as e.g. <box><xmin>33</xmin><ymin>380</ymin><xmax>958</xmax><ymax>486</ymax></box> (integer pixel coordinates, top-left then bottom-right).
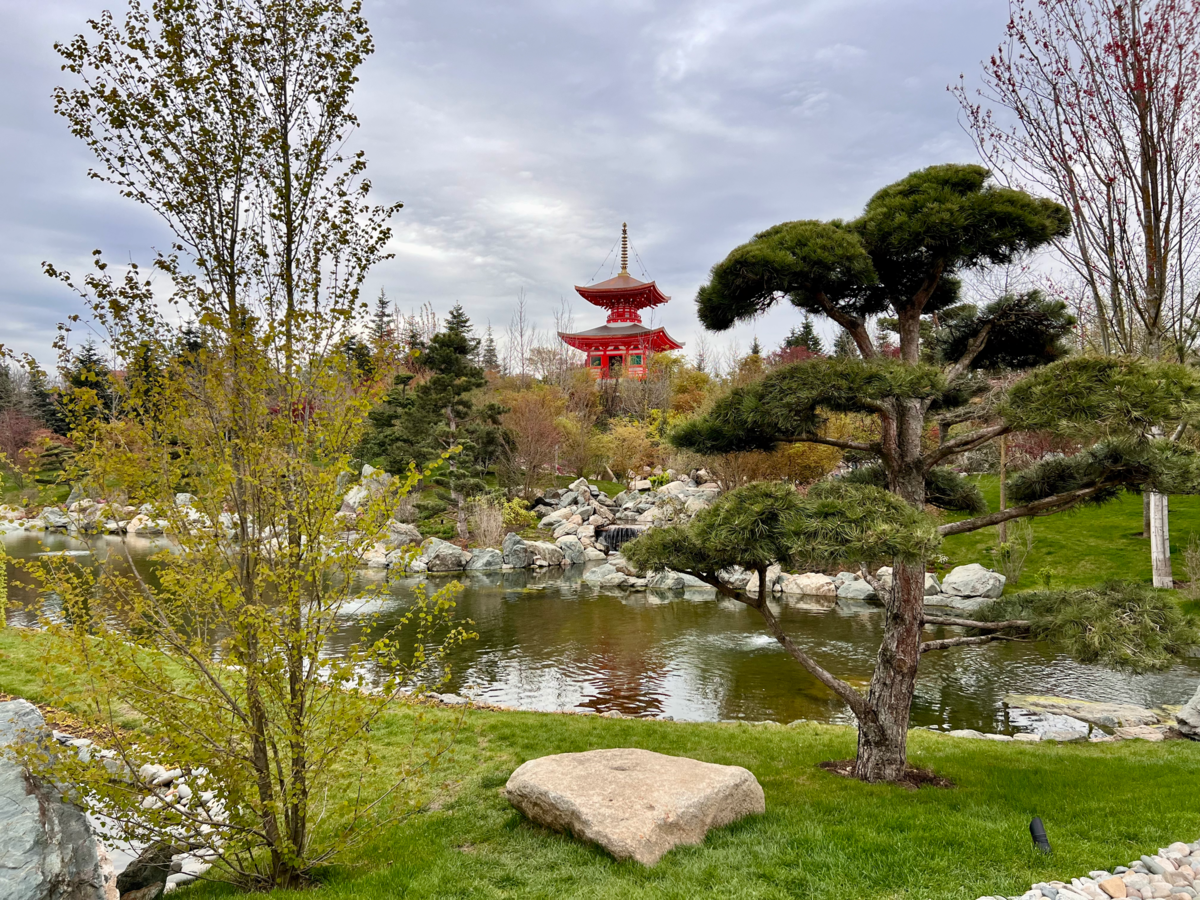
<box><xmin>626</xmin><ymin>163</ymin><xmax>1200</xmax><ymax>783</ymax></box>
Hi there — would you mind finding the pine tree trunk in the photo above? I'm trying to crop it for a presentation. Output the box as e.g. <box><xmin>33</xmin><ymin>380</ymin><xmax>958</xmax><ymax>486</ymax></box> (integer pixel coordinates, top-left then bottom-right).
<box><xmin>854</xmin><ymin>556</ymin><xmax>923</xmax><ymax>782</ymax></box>
<box><xmin>1151</xmin><ymin>491</ymin><xmax>1173</xmax><ymax>587</ymax></box>
<box><xmin>854</xmin><ymin>395</ymin><xmax>926</xmax><ymax>782</ymax></box>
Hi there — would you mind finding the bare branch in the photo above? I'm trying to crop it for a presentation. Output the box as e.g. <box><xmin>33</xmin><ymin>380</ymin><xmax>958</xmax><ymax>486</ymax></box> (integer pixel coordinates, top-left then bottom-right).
<box><xmin>922</xmin><ymin>616</ymin><xmax>1031</xmax><ymax>630</ymax></box>
<box><xmin>920</xmin><ymin>633</ymin><xmax>1025</xmax><ymax>653</ymax></box>
<box><xmin>938</xmin><ymin>485</ymin><xmax>1109</xmax><ymax>536</ymax></box>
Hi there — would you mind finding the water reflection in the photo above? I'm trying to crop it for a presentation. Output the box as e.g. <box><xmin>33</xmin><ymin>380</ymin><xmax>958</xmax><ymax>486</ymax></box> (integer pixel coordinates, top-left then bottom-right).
<box><xmin>5</xmin><ymin>533</ymin><xmax>1198</xmax><ymax>730</ymax></box>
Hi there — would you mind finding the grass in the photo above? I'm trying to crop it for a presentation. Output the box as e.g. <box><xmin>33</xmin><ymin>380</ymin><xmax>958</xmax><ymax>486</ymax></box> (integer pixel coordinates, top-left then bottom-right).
<box><xmin>941</xmin><ymin>475</ymin><xmax>1200</xmax><ymax>591</ymax></box>
<box><xmin>2</xmin><ymin>627</ymin><xmax>1198</xmax><ymax>899</ymax></box>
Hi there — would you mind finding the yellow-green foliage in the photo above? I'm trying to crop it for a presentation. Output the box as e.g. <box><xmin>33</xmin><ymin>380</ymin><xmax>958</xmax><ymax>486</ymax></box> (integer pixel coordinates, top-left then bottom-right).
<box><xmin>502</xmin><ymin>497</ymin><xmax>538</xmax><ymax>530</ymax></box>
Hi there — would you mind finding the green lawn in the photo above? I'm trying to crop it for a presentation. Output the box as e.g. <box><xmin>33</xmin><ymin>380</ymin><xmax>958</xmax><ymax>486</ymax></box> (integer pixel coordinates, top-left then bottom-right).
<box><xmin>2</xmin><ymin>627</ymin><xmax>1198</xmax><ymax>900</ymax></box>
<box><xmin>941</xmin><ymin>475</ymin><xmax>1200</xmax><ymax>591</ymax></box>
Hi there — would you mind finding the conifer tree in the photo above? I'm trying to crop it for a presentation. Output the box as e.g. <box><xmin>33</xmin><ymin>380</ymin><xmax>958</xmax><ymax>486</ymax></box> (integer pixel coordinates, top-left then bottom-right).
<box><xmin>627</xmin><ymin>164</ymin><xmax>1200</xmax><ymax>783</ymax></box>
<box><xmin>784</xmin><ymin>316</ymin><xmax>825</xmax><ymax>354</ymax></box>
<box><xmin>370</xmin><ymin>289</ymin><xmax>391</xmax><ymax>347</ymax></box>
<box><xmin>749</xmin><ymin>336</ymin><xmax>762</xmax><ymax>356</ymax></box>
<box><xmin>832</xmin><ymin>329</ymin><xmax>858</xmax><ymax>359</ymax></box>
<box><xmin>481</xmin><ymin>324</ymin><xmax>499</xmax><ymax>372</ymax></box>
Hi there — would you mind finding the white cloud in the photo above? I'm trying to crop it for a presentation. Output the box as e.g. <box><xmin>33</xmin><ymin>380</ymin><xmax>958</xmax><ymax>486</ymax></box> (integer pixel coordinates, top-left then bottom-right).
<box><xmin>1</xmin><ymin>0</ymin><xmax>1011</xmax><ymax>365</ymax></box>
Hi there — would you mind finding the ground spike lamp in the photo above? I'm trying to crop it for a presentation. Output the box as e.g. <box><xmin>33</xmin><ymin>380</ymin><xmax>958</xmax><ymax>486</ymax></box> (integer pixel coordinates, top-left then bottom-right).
<box><xmin>559</xmin><ymin>224</ymin><xmax>683</xmax><ymax>380</ymax></box>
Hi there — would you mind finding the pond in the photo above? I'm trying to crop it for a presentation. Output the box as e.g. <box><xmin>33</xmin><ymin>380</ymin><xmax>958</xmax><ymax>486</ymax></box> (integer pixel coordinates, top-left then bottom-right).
<box><xmin>4</xmin><ymin>532</ymin><xmax>1197</xmax><ymax>733</ymax></box>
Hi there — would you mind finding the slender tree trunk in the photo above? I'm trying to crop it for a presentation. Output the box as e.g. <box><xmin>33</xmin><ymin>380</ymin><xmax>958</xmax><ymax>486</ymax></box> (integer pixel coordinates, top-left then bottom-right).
<box><xmin>998</xmin><ymin>434</ymin><xmax>1008</xmax><ymax>544</ymax></box>
<box><xmin>1151</xmin><ymin>491</ymin><xmax>1173</xmax><ymax>587</ymax></box>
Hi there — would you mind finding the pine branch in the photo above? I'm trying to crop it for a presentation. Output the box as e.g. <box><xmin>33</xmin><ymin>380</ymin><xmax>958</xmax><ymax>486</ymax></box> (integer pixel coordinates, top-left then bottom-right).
<box><xmin>937</xmin><ymin>484</ymin><xmax>1108</xmax><ymax>536</ymax></box>
<box><xmin>781</xmin><ymin>434</ymin><xmax>880</xmax><ymax>454</ymax></box>
<box><xmin>922</xmin><ymin>615</ymin><xmax>1031</xmax><ymax>630</ymax></box>
<box><xmin>943</xmin><ymin>319</ymin><xmax>994</xmax><ymax>382</ymax></box>
<box><xmin>920</xmin><ymin>633</ymin><xmax>1025</xmax><ymax>653</ymax></box>
<box><xmin>926</xmin><ymin>422</ymin><xmax>1011</xmax><ymax>468</ymax></box>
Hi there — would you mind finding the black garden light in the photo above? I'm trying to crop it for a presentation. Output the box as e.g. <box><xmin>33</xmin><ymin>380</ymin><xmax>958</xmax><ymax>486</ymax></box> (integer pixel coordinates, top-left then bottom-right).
<box><xmin>1030</xmin><ymin>817</ymin><xmax>1052</xmax><ymax>854</ymax></box>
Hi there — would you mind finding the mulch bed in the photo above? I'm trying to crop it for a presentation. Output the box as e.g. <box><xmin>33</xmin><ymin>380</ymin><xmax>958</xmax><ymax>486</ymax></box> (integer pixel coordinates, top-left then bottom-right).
<box><xmin>818</xmin><ymin>759</ymin><xmax>955</xmax><ymax>790</ymax></box>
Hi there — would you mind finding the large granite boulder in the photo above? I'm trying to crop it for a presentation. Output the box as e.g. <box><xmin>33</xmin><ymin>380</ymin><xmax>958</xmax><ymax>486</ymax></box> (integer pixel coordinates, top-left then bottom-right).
<box><xmin>502</xmin><ymin>532</ymin><xmax>531</xmax><ymax>568</ymax></box>
<box><xmin>1173</xmin><ymin>683</ymin><xmax>1200</xmax><ymax>740</ymax></box>
<box><xmin>421</xmin><ymin>538</ymin><xmax>471</xmax><ymax>572</ymax></box>
<box><xmin>384</xmin><ymin>522</ymin><xmax>422</xmax><ymax>549</ymax></box>
<box><xmin>0</xmin><ymin>700</ymin><xmax>117</xmax><ymax>900</ymax></box>
<box><xmin>835</xmin><ymin>575</ymin><xmax>878</xmax><ymax>602</ymax></box>
<box><xmin>941</xmin><ymin>564</ymin><xmax>1006</xmax><ymax>599</ymax></box>
<box><xmin>466</xmin><ymin>547</ymin><xmax>503</xmax><ymax>571</ymax></box>
<box><xmin>527</xmin><ymin>541</ymin><xmax>565</xmax><ymax>567</ymax></box>
<box><xmin>555</xmin><ymin>535</ymin><xmax>587</xmax><ymax>566</ymax></box>
<box><xmin>505</xmin><ymin>748</ymin><xmax>765</xmax><ymax>866</ymax></box>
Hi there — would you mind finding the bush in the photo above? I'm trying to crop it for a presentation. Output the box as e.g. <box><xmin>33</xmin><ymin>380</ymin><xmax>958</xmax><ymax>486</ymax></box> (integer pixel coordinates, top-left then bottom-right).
<box><xmin>502</xmin><ymin>497</ymin><xmax>538</xmax><ymax>530</ymax></box>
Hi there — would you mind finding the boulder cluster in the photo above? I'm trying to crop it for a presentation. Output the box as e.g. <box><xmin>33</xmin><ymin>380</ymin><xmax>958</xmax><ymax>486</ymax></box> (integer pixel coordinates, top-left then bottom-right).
<box><xmin>979</xmin><ymin>840</ymin><xmax>1200</xmax><ymax>900</ymax></box>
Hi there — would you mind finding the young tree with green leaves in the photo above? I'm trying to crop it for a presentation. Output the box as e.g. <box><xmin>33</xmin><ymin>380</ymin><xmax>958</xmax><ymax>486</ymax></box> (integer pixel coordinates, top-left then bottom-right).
<box><xmin>630</xmin><ymin>164</ymin><xmax>1200</xmax><ymax>783</ymax></box>
<box><xmin>36</xmin><ymin>0</ymin><xmax>470</xmax><ymax>889</ymax></box>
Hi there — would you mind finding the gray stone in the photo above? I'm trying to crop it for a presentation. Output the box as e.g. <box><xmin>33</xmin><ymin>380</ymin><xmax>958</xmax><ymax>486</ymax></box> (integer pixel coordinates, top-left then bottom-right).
<box><xmin>1176</xmin><ymin>682</ymin><xmax>1200</xmax><ymax>740</ymax></box>
<box><xmin>421</xmin><ymin>538</ymin><xmax>471</xmax><ymax>572</ymax></box>
<box><xmin>116</xmin><ymin>842</ymin><xmax>175</xmax><ymax>896</ymax></box>
<box><xmin>836</xmin><ymin>579</ymin><xmax>878</xmax><ymax>602</ymax></box>
<box><xmin>582</xmin><ymin>563</ymin><xmax>630</xmax><ymax>589</ymax></box>
<box><xmin>0</xmin><ymin>701</ymin><xmax>113</xmax><ymax>900</ymax></box>
<box><xmin>527</xmin><ymin>541</ymin><xmax>565</xmax><ymax>567</ymax></box>
<box><xmin>504</xmin><ymin>748</ymin><xmax>765</xmax><ymax>866</ymax></box>
<box><xmin>646</xmin><ymin>570</ymin><xmax>710</xmax><ymax>591</ymax></box>
<box><xmin>41</xmin><ymin>507</ymin><xmax>71</xmax><ymax>530</ymax></box>
<box><xmin>941</xmin><ymin>563</ymin><xmax>1006</xmax><ymax>599</ymax></box>
<box><xmin>583</xmin><ymin>547</ymin><xmax>607</xmax><ymax>561</ymax></box>
<box><xmin>385</xmin><ymin>522</ymin><xmax>422</xmax><ymax>548</ymax></box>
<box><xmin>502</xmin><ymin>532</ymin><xmax>531</xmax><ymax>568</ymax></box>
<box><xmin>466</xmin><ymin>547</ymin><xmax>504</xmax><ymax>570</ymax></box>
<box><xmin>555</xmin><ymin>535</ymin><xmax>587</xmax><ymax>566</ymax></box>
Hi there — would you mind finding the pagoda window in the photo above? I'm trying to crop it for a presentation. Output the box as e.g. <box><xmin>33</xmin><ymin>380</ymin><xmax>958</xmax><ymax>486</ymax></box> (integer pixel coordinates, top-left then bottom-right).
<box><xmin>590</xmin><ymin>355</ymin><xmax>602</xmax><ymax>367</ymax></box>
<box><xmin>630</xmin><ymin>354</ymin><xmax>643</xmax><ymax>366</ymax></box>
<box><xmin>609</xmin><ymin>356</ymin><xmax>624</xmax><ymax>374</ymax></box>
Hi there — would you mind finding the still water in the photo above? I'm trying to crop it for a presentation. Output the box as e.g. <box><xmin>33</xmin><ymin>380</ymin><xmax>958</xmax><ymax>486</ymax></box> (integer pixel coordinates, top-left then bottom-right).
<box><xmin>5</xmin><ymin>532</ymin><xmax>1198</xmax><ymax>732</ymax></box>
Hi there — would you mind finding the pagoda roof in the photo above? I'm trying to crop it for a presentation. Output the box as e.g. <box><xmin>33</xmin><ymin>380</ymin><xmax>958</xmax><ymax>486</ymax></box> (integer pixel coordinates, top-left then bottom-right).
<box><xmin>558</xmin><ymin>322</ymin><xmax>683</xmax><ymax>353</ymax></box>
<box><xmin>574</xmin><ymin>273</ymin><xmax>670</xmax><ymax>310</ymax></box>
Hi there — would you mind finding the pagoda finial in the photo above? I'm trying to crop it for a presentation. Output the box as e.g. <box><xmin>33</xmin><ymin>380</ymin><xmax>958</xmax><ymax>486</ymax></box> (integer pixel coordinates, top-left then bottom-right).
<box><xmin>619</xmin><ymin>222</ymin><xmax>629</xmax><ymax>275</ymax></box>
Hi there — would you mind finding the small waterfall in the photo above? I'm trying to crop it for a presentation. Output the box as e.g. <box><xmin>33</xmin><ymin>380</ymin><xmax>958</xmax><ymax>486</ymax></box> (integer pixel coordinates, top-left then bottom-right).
<box><xmin>598</xmin><ymin>525</ymin><xmax>646</xmax><ymax>552</ymax></box>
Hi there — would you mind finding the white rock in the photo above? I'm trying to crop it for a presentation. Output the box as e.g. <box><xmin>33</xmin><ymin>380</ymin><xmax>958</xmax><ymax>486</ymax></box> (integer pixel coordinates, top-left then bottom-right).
<box><xmin>941</xmin><ymin>563</ymin><xmax>1006</xmax><ymax>599</ymax></box>
<box><xmin>777</xmin><ymin>573</ymin><xmax>836</xmax><ymax>597</ymax></box>
<box><xmin>505</xmin><ymin>748</ymin><xmax>764</xmax><ymax>866</ymax></box>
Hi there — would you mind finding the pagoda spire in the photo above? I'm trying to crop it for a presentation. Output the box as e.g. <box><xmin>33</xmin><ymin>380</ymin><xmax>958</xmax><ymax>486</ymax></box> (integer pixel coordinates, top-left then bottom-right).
<box><xmin>619</xmin><ymin>222</ymin><xmax>629</xmax><ymax>275</ymax></box>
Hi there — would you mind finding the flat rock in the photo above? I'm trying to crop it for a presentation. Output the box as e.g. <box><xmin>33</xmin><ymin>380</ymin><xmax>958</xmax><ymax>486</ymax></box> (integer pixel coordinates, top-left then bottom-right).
<box><xmin>1005</xmin><ymin>694</ymin><xmax>1160</xmax><ymax>729</ymax></box>
<box><xmin>505</xmin><ymin>748</ymin><xmax>764</xmax><ymax>866</ymax></box>
<box><xmin>778</xmin><ymin>573</ymin><xmax>836</xmax><ymax>597</ymax></box>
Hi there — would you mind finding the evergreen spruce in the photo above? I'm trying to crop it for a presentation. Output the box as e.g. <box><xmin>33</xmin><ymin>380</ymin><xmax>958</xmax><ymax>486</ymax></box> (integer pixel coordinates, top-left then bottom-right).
<box><xmin>481</xmin><ymin>324</ymin><xmax>499</xmax><ymax>372</ymax></box>
<box><xmin>370</xmin><ymin>289</ymin><xmax>391</xmax><ymax>347</ymax></box>
<box><xmin>832</xmin><ymin>330</ymin><xmax>858</xmax><ymax>358</ymax></box>
<box><xmin>784</xmin><ymin>316</ymin><xmax>825</xmax><ymax>354</ymax></box>
<box><xmin>749</xmin><ymin>336</ymin><xmax>763</xmax><ymax>356</ymax></box>
<box><xmin>62</xmin><ymin>341</ymin><xmax>116</xmax><ymax>424</ymax></box>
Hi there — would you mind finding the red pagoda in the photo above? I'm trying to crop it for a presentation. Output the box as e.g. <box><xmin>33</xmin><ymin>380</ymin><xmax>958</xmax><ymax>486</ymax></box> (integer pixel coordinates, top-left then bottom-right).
<box><xmin>559</xmin><ymin>223</ymin><xmax>683</xmax><ymax>379</ymax></box>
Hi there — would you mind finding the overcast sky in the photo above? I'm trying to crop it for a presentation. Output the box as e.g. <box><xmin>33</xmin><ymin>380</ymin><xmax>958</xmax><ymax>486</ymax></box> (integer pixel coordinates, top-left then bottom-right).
<box><xmin>0</xmin><ymin>0</ymin><xmax>1013</xmax><ymax>369</ymax></box>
